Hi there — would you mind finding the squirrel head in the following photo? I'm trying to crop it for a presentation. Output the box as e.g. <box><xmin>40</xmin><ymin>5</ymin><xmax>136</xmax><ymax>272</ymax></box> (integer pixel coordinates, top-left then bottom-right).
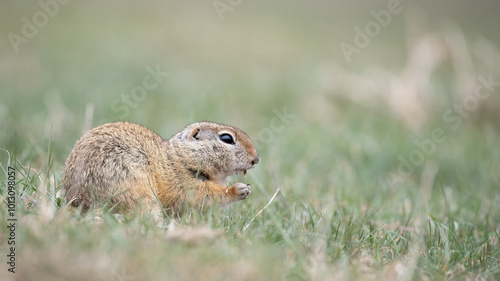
<box><xmin>170</xmin><ymin>121</ymin><xmax>260</xmax><ymax>184</ymax></box>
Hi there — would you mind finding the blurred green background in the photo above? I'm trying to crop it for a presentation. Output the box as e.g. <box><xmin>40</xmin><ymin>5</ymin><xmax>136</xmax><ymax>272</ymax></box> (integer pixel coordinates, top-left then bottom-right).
<box><xmin>2</xmin><ymin>0</ymin><xmax>500</xmax><ymax>219</ymax></box>
<box><xmin>2</xmin><ymin>0</ymin><xmax>500</xmax><ymax>221</ymax></box>
<box><xmin>1</xmin><ymin>1</ymin><xmax>500</xmax><ymax>279</ymax></box>
<box><xmin>1</xmin><ymin>0</ymin><xmax>499</xmax><ymax>158</ymax></box>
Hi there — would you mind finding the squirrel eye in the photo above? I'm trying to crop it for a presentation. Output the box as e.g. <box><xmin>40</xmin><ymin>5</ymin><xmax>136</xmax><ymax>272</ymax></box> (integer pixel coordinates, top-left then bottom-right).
<box><xmin>219</xmin><ymin>133</ymin><xmax>235</xmax><ymax>145</ymax></box>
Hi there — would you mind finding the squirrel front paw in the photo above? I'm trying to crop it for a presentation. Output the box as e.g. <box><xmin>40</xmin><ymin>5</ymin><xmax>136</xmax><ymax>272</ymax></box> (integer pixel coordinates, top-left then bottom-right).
<box><xmin>228</xmin><ymin>183</ymin><xmax>251</xmax><ymax>200</ymax></box>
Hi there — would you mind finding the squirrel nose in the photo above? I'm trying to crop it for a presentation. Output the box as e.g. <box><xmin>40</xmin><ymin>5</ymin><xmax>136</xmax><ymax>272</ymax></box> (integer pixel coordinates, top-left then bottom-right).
<box><xmin>251</xmin><ymin>155</ymin><xmax>260</xmax><ymax>166</ymax></box>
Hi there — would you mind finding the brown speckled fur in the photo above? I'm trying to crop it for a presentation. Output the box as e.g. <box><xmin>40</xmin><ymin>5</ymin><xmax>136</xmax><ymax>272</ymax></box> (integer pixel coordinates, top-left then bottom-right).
<box><xmin>62</xmin><ymin>121</ymin><xmax>259</xmax><ymax>218</ymax></box>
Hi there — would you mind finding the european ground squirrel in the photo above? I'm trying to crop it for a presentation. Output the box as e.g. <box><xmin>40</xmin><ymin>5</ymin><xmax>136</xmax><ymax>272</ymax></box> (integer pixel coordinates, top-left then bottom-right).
<box><xmin>62</xmin><ymin>121</ymin><xmax>260</xmax><ymax>218</ymax></box>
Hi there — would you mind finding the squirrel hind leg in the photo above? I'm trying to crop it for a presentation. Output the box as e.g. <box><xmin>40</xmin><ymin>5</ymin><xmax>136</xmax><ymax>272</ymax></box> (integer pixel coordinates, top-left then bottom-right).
<box><xmin>122</xmin><ymin>178</ymin><xmax>171</xmax><ymax>222</ymax></box>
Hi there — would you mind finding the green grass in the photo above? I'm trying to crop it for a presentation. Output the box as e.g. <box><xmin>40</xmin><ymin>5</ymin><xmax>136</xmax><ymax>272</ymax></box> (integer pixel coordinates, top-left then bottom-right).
<box><xmin>1</xmin><ymin>1</ymin><xmax>500</xmax><ymax>280</ymax></box>
<box><xmin>1</xmin><ymin>141</ymin><xmax>499</xmax><ymax>280</ymax></box>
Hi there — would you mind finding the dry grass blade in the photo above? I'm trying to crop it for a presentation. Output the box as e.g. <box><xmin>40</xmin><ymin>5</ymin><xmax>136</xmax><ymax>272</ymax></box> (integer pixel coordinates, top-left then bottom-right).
<box><xmin>243</xmin><ymin>188</ymin><xmax>280</xmax><ymax>231</ymax></box>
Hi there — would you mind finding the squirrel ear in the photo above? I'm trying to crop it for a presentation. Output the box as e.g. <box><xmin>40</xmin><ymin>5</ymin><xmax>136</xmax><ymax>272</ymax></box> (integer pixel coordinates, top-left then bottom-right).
<box><xmin>190</xmin><ymin>128</ymin><xmax>201</xmax><ymax>140</ymax></box>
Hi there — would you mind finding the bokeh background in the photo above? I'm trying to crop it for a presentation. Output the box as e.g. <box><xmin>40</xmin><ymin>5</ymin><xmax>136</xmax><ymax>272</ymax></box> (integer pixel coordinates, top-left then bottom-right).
<box><xmin>1</xmin><ymin>0</ymin><xmax>500</xmax><ymax>280</ymax></box>
<box><xmin>2</xmin><ymin>0</ymin><xmax>500</xmax><ymax>206</ymax></box>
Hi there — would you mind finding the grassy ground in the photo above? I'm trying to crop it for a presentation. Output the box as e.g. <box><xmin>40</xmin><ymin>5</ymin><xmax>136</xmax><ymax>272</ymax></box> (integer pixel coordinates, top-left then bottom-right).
<box><xmin>1</xmin><ymin>1</ymin><xmax>500</xmax><ymax>280</ymax></box>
